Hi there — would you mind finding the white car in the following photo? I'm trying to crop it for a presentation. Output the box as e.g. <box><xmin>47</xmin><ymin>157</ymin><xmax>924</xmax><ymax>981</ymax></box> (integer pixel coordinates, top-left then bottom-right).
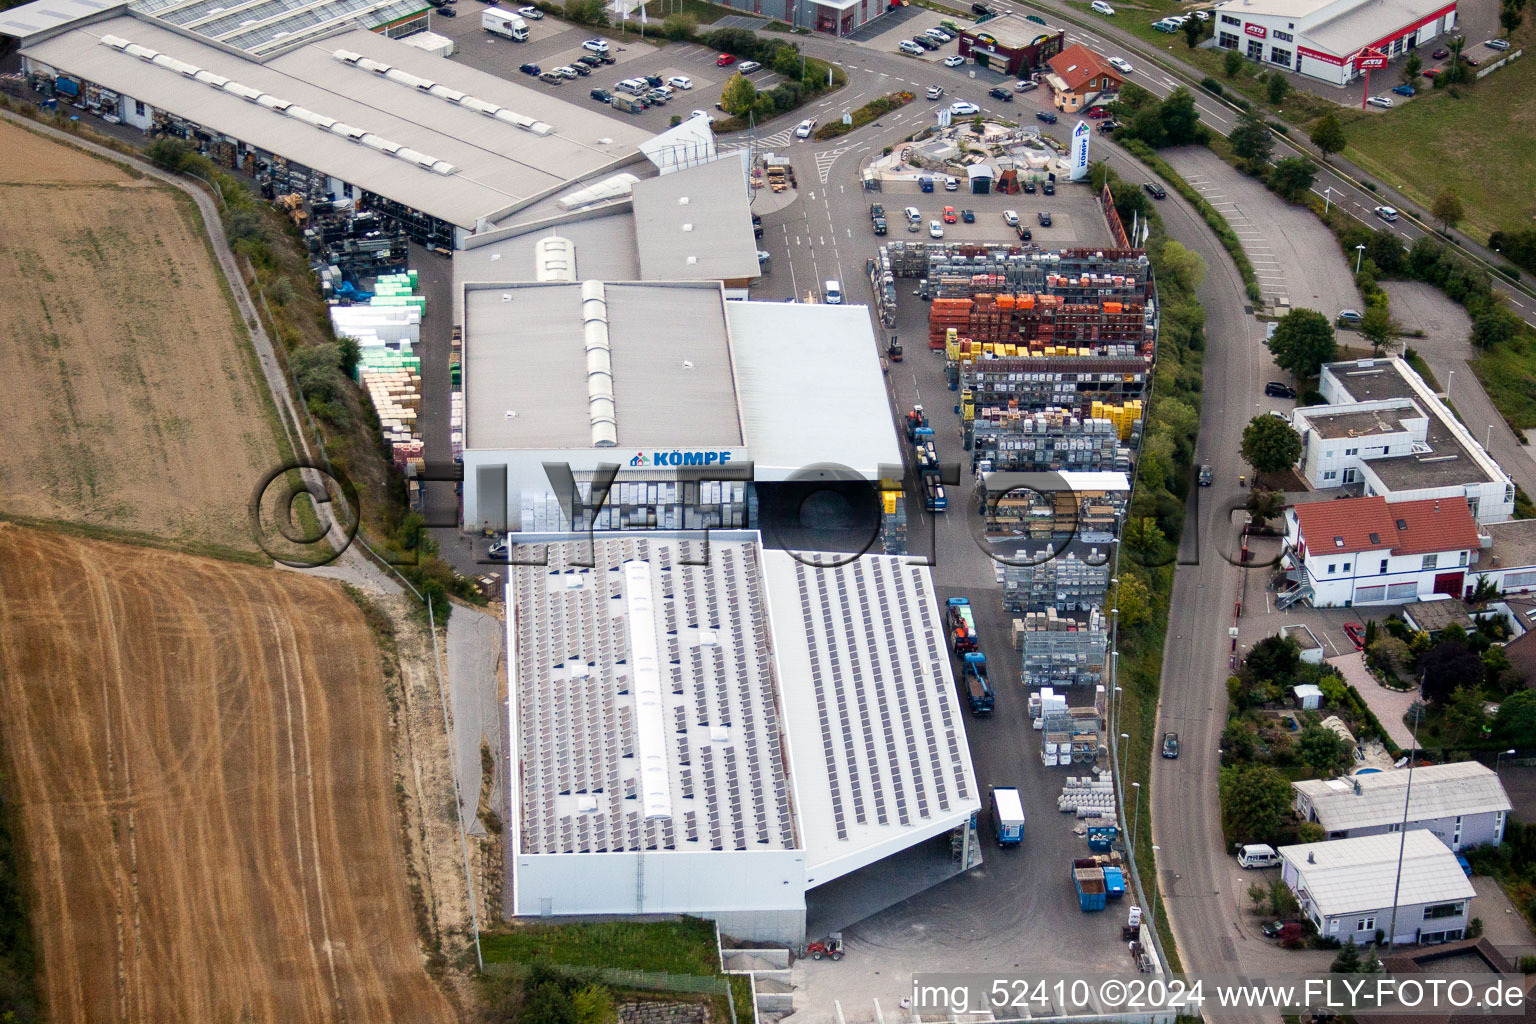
<box><xmin>950</xmin><ymin>100</ymin><xmax>979</xmax><ymax>115</ymax></box>
<box><xmin>943</xmin><ymin>54</ymin><xmax>965</xmax><ymax>67</ymax></box>
<box><xmin>554</xmin><ymin>65</ymin><xmax>579</xmax><ymax>79</ymax></box>
<box><xmin>898</xmin><ymin>39</ymin><xmax>925</xmax><ymax>56</ymax></box>
<box><xmin>904</xmin><ymin>206</ymin><xmax>921</xmax><ymax>223</ymax></box>
<box><xmin>1003</xmin><ymin>209</ymin><xmax>1019</xmax><ymax>225</ymax></box>
<box><xmin>1091</xmin><ymin>0</ymin><xmax>1115</xmax><ymax>13</ymax></box>
<box><xmin>581</xmin><ymin>38</ymin><xmax>610</xmax><ymax>53</ymax></box>
<box><xmin>517</xmin><ymin>4</ymin><xmax>543</xmax><ymax>16</ymax></box>
<box><xmin>925</xmin><ymin>27</ymin><xmax>952</xmax><ymax>41</ymax></box>
<box><xmin>1487</xmin><ymin>37</ymin><xmax>1511</xmax><ymax>50</ymax></box>
<box><xmin>1193</xmin><ymin>8</ymin><xmax>1210</xmax><ymax>18</ymax></box>
<box><xmin>926</xmin><ymin>85</ymin><xmax>945</xmax><ymax>99</ymax></box>
<box><xmin>1366</xmin><ymin>95</ymin><xmax>1394</xmax><ymax>108</ymax></box>
<box><xmin>489</xmin><ymin>536</ymin><xmax>510</xmax><ymax>559</ymax></box>
<box><xmin>1107</xmin><ymin>56</ymin><xmax>1134</xmax><ymax>73</ymax></box>
<box><xmin>944</xmin><ymin>175</ymin><xmax>958</xmax><ymax>191</ymax></box>
<box><xmin>653</xmin><ymin>84</ymin><xmax>674</xmax><ymax>97</ymax></box>
<box><xmin>690</xmin><ymin>109</ymin><xmax>716</xmax><ymax>122</ymax></box>
<box><xmin>739</xmin><ymin>60</ymin><xmax>763</xmax><ymax>73</ymax></box>
<box><xmin>929</xmin><ymin>220</ymin><xmax>944</xmax><ymax>238</ymax></box>
<box><xmin>668</xmin><ymin>75</ymin><xmax>693</xmax><ymax>90</ymax></box>
<box><xmin>1373</xmin><ymin>205</ymin><xmax>1399</xmax><ymax>222</ymax></box>
<box><xmin>795</xmin><ymin>118</ymin><xmax>817</xmax><ymax>138</ymax></box>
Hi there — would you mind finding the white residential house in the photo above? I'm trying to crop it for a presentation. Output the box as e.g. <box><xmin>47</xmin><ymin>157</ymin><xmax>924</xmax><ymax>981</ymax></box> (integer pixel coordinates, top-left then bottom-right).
<box><xmin>1288</xmin><ymin>358</ymin><xmax>1516</xmax><ymax>526</ymax></box>
<box><xmin>1280</xmin><ymin>831</ymin><xmax>1477</xmax><ymax>947</ymax></box>
<box><xmin>1293</xmin><ymin>762</ymin><xmax>1512</xmax><ymax>851</ymax></box>
<box><xmin>1278</xmin><ymin>494</ymin><xmax>1485</xmax><ymax>609</ymax></box>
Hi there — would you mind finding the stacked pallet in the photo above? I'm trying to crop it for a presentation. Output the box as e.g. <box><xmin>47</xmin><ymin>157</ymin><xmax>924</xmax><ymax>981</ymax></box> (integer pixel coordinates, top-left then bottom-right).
<box><xmin>368</xmin><ymin>272</ymin><xmax>424</xmax><ymax>312</ymax></box>
<box><xmin>1089</xmin><ymin>399</ymin><xmax>1145</xmax><ymax>441</ymax></box>
<box><xmin>967</xmin><ymin>407</ymin><xmax>1128</xmax><ymax>473</ymax></box>
<box><xmin>929</xmin><ymin>298</ymin><xmax>972</xmax><ymax>349</ymax></box>
<box><xmin>995</xmin><ymin>548</ymin><xmax>1112</xmax><ymax>612</ymax></box>
<box><xmin>1013</xmin><ymin>608</ymin><xmax>1108</xmax><ymax>688</ymax></box>
<box><xmin>881</xmin><ymin>487</ymin><xmax>908</xmax><ymax>555</ymax></box>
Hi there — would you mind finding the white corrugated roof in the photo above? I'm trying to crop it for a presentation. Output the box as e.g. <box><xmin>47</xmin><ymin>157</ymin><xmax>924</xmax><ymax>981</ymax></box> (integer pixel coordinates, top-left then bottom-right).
<box><xmin>1280</xmin><ymin>831</ymin><xmax>1475</xmax><ymax>918</ymax></box>
<box><xmin>0</xmin><ymin>0</ymin><xmax>118</xmax><ymax>42</ymax></box>
<box><xmin>631</xmin><ymin>156</ymin><xmax>760</xmax><ymax>283</ymax></box>
<box><xmin>1294</xmin><ymin>762</ymin><xmax>1512</xmax><ymax>832</ymax></box>
<box><xmin>762</xmin><ymin>549</ymin><xmax>980</xmax><ymax>883</ymax></box>
<box><xmin>725</xmin><ymin>301</ymin><xmax>903</xmax><ymax>481</ymax></box>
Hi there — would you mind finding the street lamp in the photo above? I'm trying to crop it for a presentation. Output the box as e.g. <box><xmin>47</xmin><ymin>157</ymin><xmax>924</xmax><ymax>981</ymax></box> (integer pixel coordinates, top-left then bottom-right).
<box><xmin>1323</xmin><ymin>187</ymin><xmax>1331</xmax><ymax>215</ymax></box>
<box><xmin>1355</xmin><ymin>243</ymin><xmax>1367</xmax><ymax>274</ymax></box>
<box><xmin>1130</xmin><ymin>780</ymin><xmax>1142</xmax><ymax>848</ymax></box>
<box><xmin>1496</xmin><ymin>748</ymin><xmax>1517</xmax><ymax>774</ymax></box>
<box><xmin>1120</xmin><ymin>731</ymin><xmax>1130</xmax><ymax>778</ymax></box>
<box><xmin>1486</xmin><ymin>425</ymin><xmax>1494</xmax><ymax>451</ymax></box>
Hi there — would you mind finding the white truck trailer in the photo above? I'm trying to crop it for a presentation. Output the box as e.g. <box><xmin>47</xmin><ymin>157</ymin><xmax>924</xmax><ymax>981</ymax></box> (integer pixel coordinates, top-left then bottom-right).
<box><xmin>481</xmin><ymin>8</ymin><xmax>529</xmax><ymax>40</ymax></box>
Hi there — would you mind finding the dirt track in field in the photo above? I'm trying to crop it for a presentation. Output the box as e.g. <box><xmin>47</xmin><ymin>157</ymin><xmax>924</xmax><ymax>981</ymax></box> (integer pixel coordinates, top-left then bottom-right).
<box><xmin>0</xmin><ymin>525</ymin><xmax>456</xmax><ymax>1024</ymax></box>
<box><xmin>0</xmin><ymin>118</ymin><xmax>282</xmax><ymax>551</ymax></box>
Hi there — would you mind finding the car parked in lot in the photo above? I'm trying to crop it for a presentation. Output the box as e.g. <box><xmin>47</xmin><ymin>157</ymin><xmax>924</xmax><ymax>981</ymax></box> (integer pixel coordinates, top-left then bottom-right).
<box><xmin>1488</xmin><ymin>38</ymin><xmax>1511</xmax><ymax>50</ymax></box>
<box><xmin>1260</xmin><ymin>920</ymin><xmax>1285</xmax><ymax>939</ymax></box>
<box><xmin>1162</xmin><ymin>732</ymin><xmax>1180</xmax><ymax>758</ymax></box>
<box><xmin>898</xmin><ymin>40</ymin><xmax>925</xmax><ymax>55</ymax></box>
<box><xmin>739</xmin><ymin>60</ymin><xmax>762</xmax><ymax>72</ymax></box>
<box><xmin>1107</xmin><ymin>56</ymin><xmax>1133</xmax><ymax>73</ymax></box>
<box><xmin>1344</xmin><ymin>622</ymin><xmax>1366</xmax><ymax>650</ymax></box>
<box><xmin>1264</xmin><ymin>381</ymin><xmax>1296</xmax><ymax>398</ymax></box>
<box><xmin>1374</xmin><ymin>205</ymin><xmax>1399</xmax><ymax>222</ymax></box>
<box><xmin>943</xmin><ymin>54</ymin><xmax>965</xmax><ymax>67</ymax></box>
<box><xmin>576</xmin><ymin>55</ymin><xmax>603</xmax><ymax>68</ymax></box>
<box><xmin>795</xmin><ymin>117</ymin><xmax>816</xmax><ymax>138</ymax></box>
<box><xmin>1016</xmin><ymin>225</ymin><xmax>1032</xmax><ymax>241</ymax></box>
<box><xmin>950</xmin><ymin>100</ymin><xmax>979</xmax><ymax>115</ymax></box>
<box><xmin>517</xmin><ymin>4</ymin><xmax>542</xmax><ymax>15</ymax></box>
<box><xmin>1462</xmin><ymin>52</ymin><xmax>1480</xmax><ymax>65</ymax></box>
<box><xmin>961</xmin><ymin>209</ymin><xmax>975</xmax><ymax>223</ymax></box>
<box><xmin>644</xmin><ymin>89</ymin><xmax>667</xmax><ymax>105</ymax></box>
<box><xmin>1366</xmin><ymin>95</ymin><xmax>1394</xmax><ymax>108</ymax></box>
<box><xmin>668</xmin><ymin>75</ymin><xmax>693</xmax><ymax>89</ymax></box>
<box><xmin>716</xmin><ymin>52</ymin><xmax>736</xmax><ymax>65</ymax></box>
<box><xmin>1338</xmin><ymin>308</ymin><xmax>1363</xmax><ymax>325</ymax></box>
<box><xmin>942</xmin><ymin>206</ymin><xmax>957</xmax><ymax>223</ymax></box>
<box><xmin>1037</xmin><ymin>211</ymin><xmax>1052</xmax><ymax>226</ymax></box>
<box><xmin>520</xmin><ymin>62</ymin><xmax>541</xmax><ymax>75</ymax></box>
<box><xmin>582</xmin><ymin>38</ymin><xmax>610</xmax><ymax>53</ymax></box>
<box><xmin>1392</xmin><ymin>83</ymin><xmax>1416</xmax><ymax>95</ymax></box>
<box><xmin>1022</xmin><ymin>179</ymin><xmax>1036</xmax><ymax>194</ymax></box>
<box><xmin>1422</xmin><ymin>67</ymin><xmax>1442</xmax><ymax>78</ymax></box>
<box><xmin>904</xmin><ymin>206</ymin><xmax>921</xmax><ymax>223</ymax></box>
<box><xmin>538</xmin><ymin>70</ymin><xmax>564</xmax><ymax>84</ymax></box>
<box><xmin>1035</xmin><ymin>109</ymin><xmax>1058</xmax><ymax>123</ymax></box>
<box><xmin>1143</xmin><ymin>181</ymin><xmax>1166</xmax><ymax>199</ymax></box>
<box><xmin>589</xmin><ymin>87</ymin><xmax>612</xmax><ymax>102</ymax></box>
<box><xmin>552</xmin><ymin>66</ymin><xmax>578</xmax><ymax>79</ymax></box>
<box><xmin>569</xmin><ymin>63</ymin><xmax>593</xmax><ymax>76</ymax></box>
<box><xmin>988</xmin><ymin>86</ymin><xmax>1013</xmax><ymax>101</ymax></box>
<box><xmin>1084</xmin><ymin>104</ymin><xmax>1109</xmax><ymax>118</ymax></box>
<box><xmin>434</xmin><ymin>6</ymin><xmax>456</xmax><ymax>16</ymax></box>
<box><xmin>1432</xmin><ymin>46</ymin><xmax>1450</xmax><ymax>58</ymax></box>
<box><xmin>927</xmin><ymin>85</ymin><xmax>945</xmax><ymax>99</ymax></box>
<box><xmin>1003</xmin><ymin>209</ymin><xmax>1019</xmax><ymax>225</ymax></box>
<box><xmin>944</xmin><ymin>175</ymin><xmax>958</xmax><ymax>191</ymax></box>
<box><xmin>1097</xmin><ymin>119</ymin><xmax>1119</xmax><ymax>133</ymax></box>
<box><xmin>1015</xmin><ymin>78</ymin><xmax>1039</xmax><ymax>92</ymax></box>
<box><xmin>1092</xmin><ymin>0</ymin><xmax>1115</xmax><ymax>12</ymax></box>
<box><xmin>1042</xmin><ymin>181</ymin><xmax>1054</xmax><ymax>195</ymax></box>
<box><xmin>930</xmin><ymin>219</ymin><xmax>944</xmax><ymax>238</ymax></box>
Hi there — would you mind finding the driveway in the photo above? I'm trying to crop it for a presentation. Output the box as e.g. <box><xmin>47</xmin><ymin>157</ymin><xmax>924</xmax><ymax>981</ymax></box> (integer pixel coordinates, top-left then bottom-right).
<box><xmin>1472</xmin><ymin>876</ymin><xmax>1536</xmax><ymax>963</ymax></box>
<box><xmin>1327</xmin><ymin>651</ymin><xmax>1417</xmax><ymax>751</ymax></box>
<box><xmin>1163</xmin><ymin>145</ymin><xmax>1360</xmax><ymax>318</ymax></box>
<box><xmin>1383</xmin><ymin>280</ymin><xmax>1536</xmax><ymax>499</ymax></box>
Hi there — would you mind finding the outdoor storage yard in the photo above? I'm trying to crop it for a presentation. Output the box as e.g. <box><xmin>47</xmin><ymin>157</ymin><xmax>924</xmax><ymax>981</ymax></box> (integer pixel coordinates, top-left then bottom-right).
<box><xmin>0</xmin><ymin>525</ymin><xmax>456</xmax><ymax>1024</ymax></box>
<box><xmin>0</xmin><ymin>118</ymin><xmax>283</xmax><ymax>551</ymax></box>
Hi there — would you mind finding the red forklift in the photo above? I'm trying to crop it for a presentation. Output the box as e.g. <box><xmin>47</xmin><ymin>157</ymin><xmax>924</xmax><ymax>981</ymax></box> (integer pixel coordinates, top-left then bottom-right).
<box><xmin>805</xmin><ymin>933</ymin><xmax>845</xmax><ymax>961</ymax></box>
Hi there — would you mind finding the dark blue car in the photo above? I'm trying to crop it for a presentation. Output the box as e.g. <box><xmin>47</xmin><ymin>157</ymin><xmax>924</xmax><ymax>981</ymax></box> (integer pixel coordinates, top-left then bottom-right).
<box><xmin>1035</xmin><ymin>110</ymin><xmax>1058</xmax><ymax>124</ymax></box>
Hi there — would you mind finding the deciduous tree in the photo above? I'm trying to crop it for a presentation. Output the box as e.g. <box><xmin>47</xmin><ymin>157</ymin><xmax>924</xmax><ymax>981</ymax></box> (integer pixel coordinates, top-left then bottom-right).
<box><xmin>1221</xmin><ymin>764</ymin><xmax>1294</xmax><ymax>845</ymax></box>
<box><xmin>1267</xmin><ymin>308</ymin><xmax>1337</xmax><ymax>376</ymax></box>
<box><xmin>1159</xmin><ymin>239</ymin><xmax>1207</xmax><ymax>292</ymax></box>
<box><xmin>1230</xmin><ymin>108</ymin><xmax>1273</xmax><ymax>169</ymax></box>
<box><xmin>1432</xmin><ymin>188</ymin><xmax>1465</xmax><ymax>232</ymax></box>
<box><xmin>1310</xmin><ymin>113</ymin><xmax>1346</xmax><ymax>162</ymax></box>
<box><xmin>1241</xmin><ymin>415</ymin><xmax>1303</xmax><ymax>475</ymax></box>
<box><xmin>1360</xmin><ymin>304</ymin><xmax>1401</xmax><ymax>354</ymax></box>
<box><xmin>1266</xmin><ymin>156</ymin><xmax>1316</xmax><ymax>201</ymax></box>
<box><xmin>719</xmin><ymin>73</ymin><xmax>757</xmax><ymax>115</ymax></box>
<box><xmin>1224</xmin><ymin>48</ymin><xmax>1244</xmax><ymax>77</ymax></box>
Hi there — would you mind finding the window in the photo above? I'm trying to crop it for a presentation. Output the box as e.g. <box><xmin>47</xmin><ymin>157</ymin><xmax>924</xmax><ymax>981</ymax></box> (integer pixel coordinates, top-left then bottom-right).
<box><xmin>1269</xmin><ymin>46</ymin><xmax>1292</xmax><ymax>66</ymax></box>
<box><xmin>1221</xmin><ymin>13</ymin><xmax>1239</xmax><ymax>24</ymax></box>
<box><xmin>1505</xmin><ymin>570</ymin><xmax>1536</xmax><ymax>589</ymax></box>
<box><xmin>1345</xmin><ymin>447</ymin><xmax>1358</xmax><ymax>456</ymax></box>
<box><xmin>1459</xmin><ymin>551</ymin><xmax>1469</xmax><ymax>566</ymax></box>
<box><xmin>1218</xmin><ymin>31</ymin><xmax>1240</xmax><ymax>48</ymax></box>
<box><xmin>1422</xmin><ymin>554</ymin><xmax>1439</xmax><ymax>570</ymax></box>
<box><xmin>1329</xmin><ymin>918</ymin><xmax>1340</xmax><ymax>934</ymax></box>
<box><xmin>1387</xmin><ymin>823</ymin><xmax>1401</xmax><ymax>833</ymax></box>
<box><xmin>1355</xmin><ymin>585</ymin><xmax>1385</xmax><ymax>603</ymax></box>
<box><xmin>134</xmin><ymin>99</ymin><xmax>146</xmax><ymax>116</ymax></box>
<box><xmin>1327</xmin><ymin>563</ymin><xmax>1337</xmax><ymax>575</ymax></box>
<box><xmin>342</xmin><ymin>182</ymin><xmax>353</xmax><ymax>198</ymax></box>
<box><xmin>1423</xmin><ymin>903</ymin><xmax>1462</xmax><ymax>921</ymax></box>
<box><xmin>1343</xmin><ymin>563</ymin><xmax>1351</xmax><ymax>572</ymax></box>
<box><xmin>1247</xmin><ymin>38</ymin><xmax>1264</xmax><ymax>60</ymax></box>
<box><xmin>1355</xmin><ymin>916</ymin><xmax>1376</xmax><ymax>933</ymax></box>
<box><xmin>1323</xmin><ymin>470</ymin><xmax>1337</xmax><ymax>481</ymax></box>
<box><xmin>1387</xmin><ymin>581</ymin><xmax>1419</xmax><ymax>600</ymax></box>
<box><xmin>1273</xmin><ymin>29</ymin><xmax>1293</xmax><ymax>41</ymax></box>
<box><xmin>1380</xmin><ymin>559</ymin><xmax>1389</xmax><ymax>574</ymax></box>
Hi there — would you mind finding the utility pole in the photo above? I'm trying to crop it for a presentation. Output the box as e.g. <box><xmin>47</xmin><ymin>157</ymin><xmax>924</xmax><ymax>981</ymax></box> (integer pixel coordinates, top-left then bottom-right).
<box><xmin>1385</xmin><ymin>714</ymin><xmax>1422</xmax><ymax>948</ymax></box>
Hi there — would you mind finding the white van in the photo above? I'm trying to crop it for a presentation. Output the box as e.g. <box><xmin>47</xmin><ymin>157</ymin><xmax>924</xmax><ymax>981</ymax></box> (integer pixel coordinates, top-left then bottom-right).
<box><xmin>825</xmin><ymin>280</ymin><xmax>843</xmax><ymax>304</ymax></box>
<box><xmin>1237</xmin><ymin>844</ymin><xmax>1280</xmax><ymax>869</ymax></box>
<box><xmin>617</xmin><ymin>78</ymin><xmax>649</xmax><ymax>95</ymax></box>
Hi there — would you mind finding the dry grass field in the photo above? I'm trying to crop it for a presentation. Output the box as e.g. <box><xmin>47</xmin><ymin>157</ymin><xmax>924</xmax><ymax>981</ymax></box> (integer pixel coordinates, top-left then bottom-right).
<box><xmin>0</xmin><ymin>524</ymin><xmax>456</xmax><ymax>1024</ymax></box>
<box><xmin>0</xmin><ymin>119</ymin><xmax>283</xmax><ymax>552</ymax></box>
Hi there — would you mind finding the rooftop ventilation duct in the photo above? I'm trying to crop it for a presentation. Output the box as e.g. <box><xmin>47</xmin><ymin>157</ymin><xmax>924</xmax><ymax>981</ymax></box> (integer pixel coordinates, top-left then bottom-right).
<box><xmin>329</xmin><ymin>122</ymin><xmax>366</xmax><ymax>139</ymax></box>
<box><xmin>332</xmin><ymin>49</ymin><xmax>363</xmax><ymax>63</ymax></box>
<box><xmin>580</xmin><ymin>280</ymin><xmax>616</xmax><ymax>448</ymax></box>
<box><xmin>357</xmin><ymin>57</ymin><xmax>391</xmax><ymax>73</ymax></box>
<box><xmin>358</xmin><ymin>133</ymin><xmax>401</xmax><ymax>153</ymax></box>
<box><xmin>459</xmin><ymin>96</ymin><xmax>500</xmax><ymax>115</ymax></box>
<box><xmin>429</xmin><ymin>84</ymin><xmax>466</xmax><ymax>102</ymax></box>
<box><xmin>255</xmin><ymin>94</ymin><xmax>291</xmax><ymax>111</ymax></box>
<box><xmin>193</xmin><ymin>69</ymin><xmax>229</xmax><ymax>87</ymax></box>
<box><xmin>534</xmin><ymin>235</ymin><xmax>576</xmax><ymax>283</ymax></box>
<box><xmin>100</xmin><ymin>34</ymin><xmax>130</xmax><ymax>48</ymax></box>
<box><xmin>222</xmin><ymin>81</ymin><xmax>263</xmax><ymax>100</ymax></box>
<box><xmin>383</xmin><ymin>68</ymin><xmax>434</xmax><ymax>89</ymax></box>
<box><xmin>124</xmin><ymin>42</ymin><xmax>158</xmax><ymax>59</ymax></box>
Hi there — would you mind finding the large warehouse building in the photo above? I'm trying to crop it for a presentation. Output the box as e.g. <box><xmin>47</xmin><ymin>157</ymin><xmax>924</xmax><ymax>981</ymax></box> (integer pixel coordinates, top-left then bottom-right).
<box><xmin>6</xmin><ymin>0</ymin><xmax>657</xmax><ymax>247</ymax></box>
<box><xmin>507</xmin><ymin>534</ymin><xmax>980</xmax><ymax>941</ymax></box>
<box><xmin>1212</xmin><ymin>0</ymin><xmax>1457</xmax><ymax>85</ymax></box>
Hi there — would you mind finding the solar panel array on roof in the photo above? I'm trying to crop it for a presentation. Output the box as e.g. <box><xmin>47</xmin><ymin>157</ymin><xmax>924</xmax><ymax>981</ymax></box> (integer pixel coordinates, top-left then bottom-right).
<box><xmin>131</xmin><ymin>0</ymin><xmax>426</xmax><ymax>55</ymax></box>
<box><xmin>512</xmin><ymin>538</ymin><xmax>796</xmax><ymax>856</ymax></box>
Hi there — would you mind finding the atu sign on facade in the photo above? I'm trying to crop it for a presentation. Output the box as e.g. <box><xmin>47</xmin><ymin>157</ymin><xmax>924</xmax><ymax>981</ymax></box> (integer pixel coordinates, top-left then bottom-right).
<box><xmin>1244</xmin><ymin>22</ymin><xmax>1266</xmax><ymax>37</ymax></box>
<box><xmin>1354</xmin><ymin>47</ymin><xmax>1388</xmax><ymax>68</ymax></box>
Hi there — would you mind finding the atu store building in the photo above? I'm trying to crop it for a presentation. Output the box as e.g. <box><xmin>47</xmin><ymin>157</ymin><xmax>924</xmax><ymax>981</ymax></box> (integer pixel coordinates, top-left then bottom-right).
<box><xmin>1211</xmin><ymin>0</ymin><xmax>1457</xmax><ymax>85</ymax></box>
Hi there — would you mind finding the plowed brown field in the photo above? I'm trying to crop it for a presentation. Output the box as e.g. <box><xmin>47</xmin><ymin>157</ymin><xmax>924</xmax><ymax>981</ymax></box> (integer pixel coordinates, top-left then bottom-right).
<box><xmin>0</xmin><ymin>525</ymin><xmax>455</xmax><ymax>1024</ymax></box>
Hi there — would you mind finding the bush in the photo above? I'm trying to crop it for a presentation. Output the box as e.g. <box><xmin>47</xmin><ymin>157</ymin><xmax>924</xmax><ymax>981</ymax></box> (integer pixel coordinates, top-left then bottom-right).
<box><xmin>1200</xmin><ymin>77</ymin><xmax>1223</xmax><ymax>95</ymax></box>
<box><xmin>661</xmin><ymin>13</ymin><xmax>696</xmax><ymax>39</ymax></box>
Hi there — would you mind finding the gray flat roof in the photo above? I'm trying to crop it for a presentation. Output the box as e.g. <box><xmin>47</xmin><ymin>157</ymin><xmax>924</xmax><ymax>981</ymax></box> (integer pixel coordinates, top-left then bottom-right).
<box><xmin>1299</xmin><ymin>402</ymin><xmax>1422</xmax><ymax>440</ymax></box>
<box><xmin>1295</xmin><ymin>762</ymin><xmax>1512</xmax><ymax>833</ymax></box>
<box><xmin>510</xmin><ymin>536</ymin><xmax>798</xmax><ymax>855</ymax></box>
<box><xmin>453</xmin><ymin>216</ymin><xmax>641</xmax><ymax>322</ymax></box>
<box><xmin>463</xmin><ymin>281</ymin><xmax>743</xmax><ymax>451</ymax></box>
<box><xmin>632</xmin><ymin>156</ymin><xmax>760</xmax><ymax>283</ymax></box>
<box><xmin>725</xmin><ymin>301</ymin><xmax>903</xmax><ymax>480</ymax></box>
<box><xmin>1484</xmin><ymin>518</ymin><xmax>1536</xmax><ymax>572</ymax></box>
<box><xmin>1306</xmin><ymin>0</ymin><xmax>1453</xmax><ymax>56</ymax></box>
<box><xmin>1280</xmin><ymin>831</ymin><xmax>1475</xmax><ymax>918</ymax></box>
<box><xmin>130</xmin><ymin>0</ymin><xmax>424</xmax><ymax>56</ymax></box>
<box><xmin>1326</xmin><ymin>359</ymin><xmax>1503</xmax><ymax>490</ymax></box>
<box><xmin>963</xmin><ymin>12</ymin><xmax>1062</xmax><ymax>50</ymax></box>
<box><xmin>21</xmin><ymin>18</ymin><xmax>649</xmax><ymax>228</ymax></box>
<box><xmin>0</xmin><ymin>0</ymin><xmax>120</xmax><ymax>41</ymax></box>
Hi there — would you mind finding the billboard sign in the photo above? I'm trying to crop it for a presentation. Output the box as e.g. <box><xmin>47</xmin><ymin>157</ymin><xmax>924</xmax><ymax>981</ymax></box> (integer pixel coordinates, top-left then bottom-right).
<box><xmin>1070</xmin><ymin>119</ymin><xmax>1091</xmax><ymax>180</ymax></box>
<box><xmin>1354</xmin><ymin>47</ymin><xmax>1387</xmax><ymax>68</ymax></box>
<box><xmin>1244</xmin><ymin>22</ymin><xmax>1266</xmax><ymax>37</ymax></box>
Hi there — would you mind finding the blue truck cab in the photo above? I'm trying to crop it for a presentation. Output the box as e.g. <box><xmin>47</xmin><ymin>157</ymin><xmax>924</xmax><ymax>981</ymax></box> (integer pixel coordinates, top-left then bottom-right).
<box><xmin>990</xmin><ymin>786</ymin><xmax>1025</xmax><ymax>847</ymax></box>
<box><xmin>962</xmin><ymin>652</ymin><xmax>993</xmax><ymax>714</ymax></box>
